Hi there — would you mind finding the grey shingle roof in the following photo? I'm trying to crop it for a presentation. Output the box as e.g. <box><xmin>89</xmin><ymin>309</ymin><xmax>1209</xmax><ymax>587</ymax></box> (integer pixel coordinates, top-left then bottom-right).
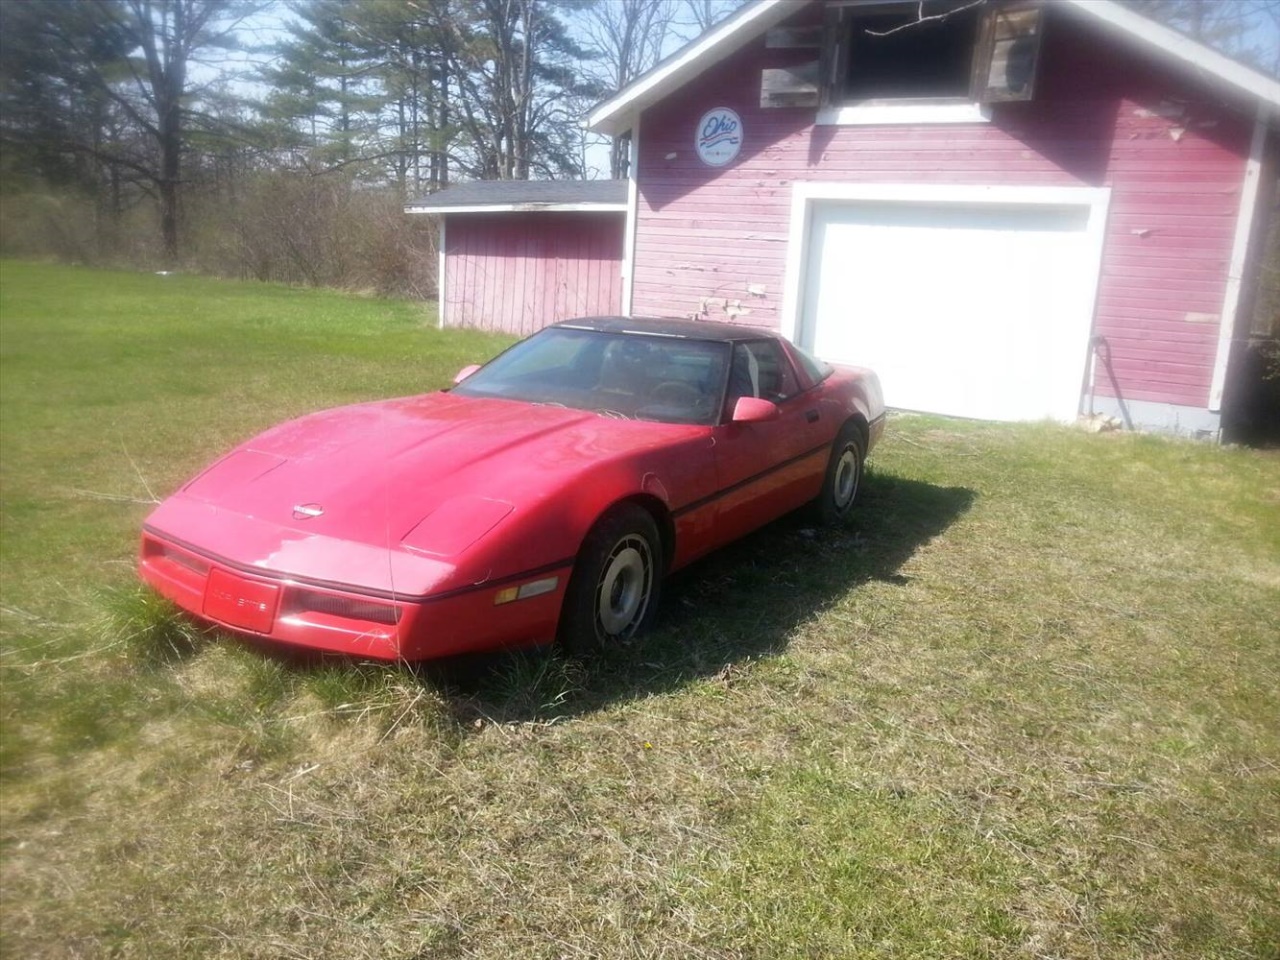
<box><xmin>405</xmin><ymin>179</ymin><xmax>627</xmax><ymax>212</ymax></box>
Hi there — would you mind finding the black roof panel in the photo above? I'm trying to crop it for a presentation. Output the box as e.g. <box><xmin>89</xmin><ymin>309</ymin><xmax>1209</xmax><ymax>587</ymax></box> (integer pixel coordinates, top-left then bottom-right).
<box><xmin>553</xmin><ymin>315</ymin><xmax>783</xmax><ymax>342</ymax></box>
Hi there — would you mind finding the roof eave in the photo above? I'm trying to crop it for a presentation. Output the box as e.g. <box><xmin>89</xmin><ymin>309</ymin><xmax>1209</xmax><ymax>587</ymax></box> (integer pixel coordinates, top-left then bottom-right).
<box><xmin>1060</xmin><ymin>0</ymin><xmax>1280</xmax><ymax>119</ymax></box>
<box><xmin>404</xmin><ymin>201</ymin><xmax>628</xmax><ymax>215</ymax></box>
<box><xmin>585</xmin><ymin>0</ymin><xmax>1280</xmax><ymax>137</ymax></box>
<box><xmin>586</xmin><ymin>0</ymin><xmax>794</xmax><ymax>136</ymax></box>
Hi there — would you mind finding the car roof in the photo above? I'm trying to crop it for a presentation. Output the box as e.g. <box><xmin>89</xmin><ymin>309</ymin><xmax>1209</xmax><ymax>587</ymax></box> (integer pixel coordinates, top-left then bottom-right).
<box><xmin>552</xmin><ymin>315</ymin><xmax>785</xmax><ymax>343</ymax></box>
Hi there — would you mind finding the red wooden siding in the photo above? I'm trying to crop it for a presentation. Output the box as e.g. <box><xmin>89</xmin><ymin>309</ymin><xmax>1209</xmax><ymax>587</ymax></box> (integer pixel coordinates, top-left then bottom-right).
<box><xmin>630</xmin><ymin>3</ymin><xmax>1253</xmax><ymax>410</ymax></box>
<box><xmin>445</xmin><ymin>212</ymin><xmax>624</xmax><ymax>334</ymax></box>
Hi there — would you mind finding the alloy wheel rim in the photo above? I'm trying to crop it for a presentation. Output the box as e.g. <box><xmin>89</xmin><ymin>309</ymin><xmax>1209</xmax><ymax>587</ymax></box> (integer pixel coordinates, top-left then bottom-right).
<box><xmin>834</xmin><ymin>448</ymin><xmax>859</xmax><ymax>508</ymax></box>
<box><xmin>595</xmin><ymin>535</ymin><xmax>652</xmax><ymax>638</ymax></box>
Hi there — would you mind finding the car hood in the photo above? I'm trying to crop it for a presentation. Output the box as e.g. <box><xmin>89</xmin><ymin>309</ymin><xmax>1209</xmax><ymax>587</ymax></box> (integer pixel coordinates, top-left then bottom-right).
<box><xmin>151</xmin><ymin>392</ymin><xmax>694</xmax><ymax>555</ymax></box>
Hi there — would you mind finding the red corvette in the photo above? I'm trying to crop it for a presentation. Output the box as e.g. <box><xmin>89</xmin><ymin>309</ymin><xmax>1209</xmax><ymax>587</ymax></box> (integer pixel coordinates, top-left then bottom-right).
<box><xmin>139</xmin><ymin>317</ymin><xmax>884</xmax><ymax>661</ymax></box>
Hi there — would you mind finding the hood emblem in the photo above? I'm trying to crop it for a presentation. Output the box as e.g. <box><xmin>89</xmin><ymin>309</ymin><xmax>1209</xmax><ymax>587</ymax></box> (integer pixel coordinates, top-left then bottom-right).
<box><xmin>292</xmin><ymin>503</ymin><xmax>325</xmax><ymax>520</ymax></box>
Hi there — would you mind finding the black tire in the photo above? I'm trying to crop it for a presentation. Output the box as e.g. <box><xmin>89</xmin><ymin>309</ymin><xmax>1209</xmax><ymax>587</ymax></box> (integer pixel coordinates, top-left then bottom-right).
<box><xmin>814</xmin><ymin>422</ymin><xmax>865</xmax><ymax>525</ymax></box>
<box><xmin>558</xmin><ymin>504</ymin><xmax>663</xmax><ymax>656</ymax></box>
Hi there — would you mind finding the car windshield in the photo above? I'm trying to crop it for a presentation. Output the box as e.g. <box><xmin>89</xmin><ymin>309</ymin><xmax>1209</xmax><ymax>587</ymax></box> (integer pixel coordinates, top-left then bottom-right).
<box><xmin>452</xmin><ymin>327</ymin><xmax>731</xmax><ymax>426</ymax></box>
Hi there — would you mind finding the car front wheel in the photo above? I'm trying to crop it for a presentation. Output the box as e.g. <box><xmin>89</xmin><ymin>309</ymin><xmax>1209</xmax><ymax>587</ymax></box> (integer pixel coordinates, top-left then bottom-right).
<box><xmin>559</xmin><ymin>503</ymin><xmax>662</xmax><ymax>656</ymax></box>
<box><xmin>814</xmin><ymin>423</ymin><xmax>865</xmax><ymax>524</ymax></box>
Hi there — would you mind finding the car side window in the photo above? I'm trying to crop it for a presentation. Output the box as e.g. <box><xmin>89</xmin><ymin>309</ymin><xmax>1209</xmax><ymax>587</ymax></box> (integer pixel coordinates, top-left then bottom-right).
<box><xmin>787</xmin><ymin>342</ymin><xmax>833</xmax><ymax>388</ymax></box>
<box><xmin>727</xmin><ymin>341</ymin><xmax>801</xmax><ymax>407</ymax></box>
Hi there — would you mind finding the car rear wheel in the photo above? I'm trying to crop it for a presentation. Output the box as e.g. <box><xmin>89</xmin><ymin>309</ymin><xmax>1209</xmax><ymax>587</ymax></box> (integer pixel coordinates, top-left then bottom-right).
<box><xmin>814</xmin><ymin>422</ymin><xmax>865</xmax><ymax>524</ymax></box>
<box><xmin>559</xmin><ymin>504</ymin><xmax>662</xmax><ymax>656</ymax></box>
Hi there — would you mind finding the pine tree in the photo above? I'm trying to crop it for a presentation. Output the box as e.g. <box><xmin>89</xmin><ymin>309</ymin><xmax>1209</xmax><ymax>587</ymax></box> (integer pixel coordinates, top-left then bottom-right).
<box><xmin>1</xmin><ymin>0</ymin><xmax>262</xmax><ymax>264</ymax></box>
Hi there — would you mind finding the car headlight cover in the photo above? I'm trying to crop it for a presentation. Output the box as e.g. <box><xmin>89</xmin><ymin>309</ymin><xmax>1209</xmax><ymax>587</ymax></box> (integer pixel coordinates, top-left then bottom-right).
<box><xmin>400</xmin><ymin>497</ymin><xmax>514</xmax><ymax>556</ymax></box>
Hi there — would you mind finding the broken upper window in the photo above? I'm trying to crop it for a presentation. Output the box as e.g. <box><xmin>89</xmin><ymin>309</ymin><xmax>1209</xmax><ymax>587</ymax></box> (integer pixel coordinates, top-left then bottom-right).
<box><xmin>843</xmin><ymin>3</ymin><xmax>982</xmax><ymax>100</ymax></box>
<box><xmin>821</xmin><ymin>1</ymin><xmax>1044</xmax><ymax>106</ymax></box>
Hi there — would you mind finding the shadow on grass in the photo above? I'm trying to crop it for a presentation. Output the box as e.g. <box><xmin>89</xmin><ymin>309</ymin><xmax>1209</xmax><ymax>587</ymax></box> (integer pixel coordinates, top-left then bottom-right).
<box><xmin>431</xmin><ymin>472</ymin><xmax>976</xmax><ymax>725</ymax></box>
<box><xmin>171</xmin><ymin>472</ymin><xmax>974</xmax><ymax>733</ymax></box>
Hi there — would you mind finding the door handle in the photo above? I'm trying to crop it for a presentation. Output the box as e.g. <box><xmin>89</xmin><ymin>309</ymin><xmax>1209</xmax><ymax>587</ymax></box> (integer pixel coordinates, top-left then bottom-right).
<box><xmin>805</xmin><ymin>410</ymin><xmax>820</xmax><ymax>424</ymax></box>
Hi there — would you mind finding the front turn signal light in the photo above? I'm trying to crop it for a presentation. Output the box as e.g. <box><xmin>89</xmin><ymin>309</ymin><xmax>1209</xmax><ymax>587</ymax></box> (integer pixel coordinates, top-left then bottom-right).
<box><xmin>493</xmin><ymin>577</ymin><xmax>559</xmax><ymax>605</ymax></box>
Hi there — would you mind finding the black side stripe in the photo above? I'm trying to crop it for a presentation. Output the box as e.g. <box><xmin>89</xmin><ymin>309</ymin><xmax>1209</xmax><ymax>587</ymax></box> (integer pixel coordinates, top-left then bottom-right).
<box><xmin>671</xmin><ymin>442</ymin><xmax>829</xmax><ymax>519</ymax></box>
<box><xmin>143</xmin><ymin>523</ymin><xmax>574</xmax><ymax>605</ymax></box>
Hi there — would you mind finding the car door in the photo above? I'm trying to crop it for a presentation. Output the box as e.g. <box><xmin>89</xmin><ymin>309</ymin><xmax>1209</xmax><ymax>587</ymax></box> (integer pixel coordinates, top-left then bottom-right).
<box><xmin>710</xmin><ymin>340</ymin><xmax>830</xmax><ymax>547</ymax></box>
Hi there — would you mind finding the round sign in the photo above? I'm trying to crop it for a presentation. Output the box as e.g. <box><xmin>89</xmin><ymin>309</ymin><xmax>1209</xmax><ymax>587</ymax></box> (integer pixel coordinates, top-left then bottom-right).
<box><xmin>696</xmin><ymin>107</ymin><xmax>742</xmax><ymax>167</ymax></box>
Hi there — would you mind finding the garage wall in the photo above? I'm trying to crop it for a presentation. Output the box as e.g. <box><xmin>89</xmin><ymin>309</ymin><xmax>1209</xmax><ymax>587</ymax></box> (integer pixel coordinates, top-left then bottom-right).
<box><xmin>628</xmin><ymin>3</ymin><xmax>1252</xmax><ymax>419</ymax></box>
<box><xmin>444</xmin><ymin>212</ymin><xmax>624</xmax><ymax>335</ymax></box>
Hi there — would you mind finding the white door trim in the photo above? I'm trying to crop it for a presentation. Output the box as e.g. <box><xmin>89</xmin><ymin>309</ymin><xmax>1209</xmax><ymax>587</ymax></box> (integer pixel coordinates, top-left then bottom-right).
<box><xmin>1209</xmin><ymin>106</ymin><xmax>1269</xmax><ymax>412</ymax></box>
<box><xmin>621</xmin><ymin>118</ymin><xmax>642</xmax><ymax>316</ymax></box>
<box><xmin>437</xmin><ymin>217</ymin><xmax>447</xmax><ymax>329</ymax></box>
<box><xmin>780</xmin><ymin>182</ymin><xmax>1113</xmax><ymax>355</ymax></box>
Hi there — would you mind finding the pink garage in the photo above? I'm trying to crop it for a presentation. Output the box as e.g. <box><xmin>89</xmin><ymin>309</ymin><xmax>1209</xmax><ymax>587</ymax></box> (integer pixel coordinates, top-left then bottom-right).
<box><xmin>406</xmin><ymin>179</ymin><xmax>626</xmax><ymax>336</ymax></box>
<box><xmin>590</xmin><ymin>0</ymin><xmax>1280</xmax><ymax>436</ymax></box>
<box><xmin>411</xmin><ymin>0</ymin><xmax>1280</xmax><ymax>436</ymax></box>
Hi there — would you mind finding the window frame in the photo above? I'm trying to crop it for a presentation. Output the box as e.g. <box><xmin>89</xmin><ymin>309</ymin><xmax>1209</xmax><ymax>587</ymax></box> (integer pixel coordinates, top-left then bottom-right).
<box><xmin>816</xmin><ymin>0</ymin><xmax>1044</xmax><ymax>126</ymax></box>
<box><xmin>721</xmin><ymin>339</ymin><xmax>809</xmax><ymax>421</ymax></box>
<box><xmin>452</xmin><ymin>327</ymin><xmax>733</xmax><ymax>427</ymax></box>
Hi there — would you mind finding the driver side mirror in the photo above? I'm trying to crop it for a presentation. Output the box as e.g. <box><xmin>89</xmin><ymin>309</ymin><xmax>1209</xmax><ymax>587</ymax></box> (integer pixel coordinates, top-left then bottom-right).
<box><xmin>453</xmin><ymin>364</ymin><xmax>482</xmax><ymax>384</ymax></box>
<box><xmin>731</xmin><ymin>396</ymin><xmax>780</xmax><ymax>423</ymax></box>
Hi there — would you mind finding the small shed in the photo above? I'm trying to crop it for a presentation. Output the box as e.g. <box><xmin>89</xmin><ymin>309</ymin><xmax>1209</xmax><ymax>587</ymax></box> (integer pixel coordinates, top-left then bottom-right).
<box><xmin>406</xmin><ymin>179</ymin><xmax>627</xmax><ymax>335</ymax></box>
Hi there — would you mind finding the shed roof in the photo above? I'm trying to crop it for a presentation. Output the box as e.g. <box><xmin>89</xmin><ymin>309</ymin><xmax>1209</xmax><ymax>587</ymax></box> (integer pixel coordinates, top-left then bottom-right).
<box><xmin>586</xmin><ymin>0</ymin><xmax>1280</xmax><ymax>137</ymax></box>
<box><xmin>405</xmin><ymin>179</ymin><xmax>627</xmax><ymax>215</ymax></box>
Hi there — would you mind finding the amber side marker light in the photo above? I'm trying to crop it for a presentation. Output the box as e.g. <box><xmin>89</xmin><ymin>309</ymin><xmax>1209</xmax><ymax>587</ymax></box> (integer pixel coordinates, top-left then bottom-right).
<box><xmin>494</xmin><ymin>577</ymin><xmax>559</xmax><ymax>605</ymax></box>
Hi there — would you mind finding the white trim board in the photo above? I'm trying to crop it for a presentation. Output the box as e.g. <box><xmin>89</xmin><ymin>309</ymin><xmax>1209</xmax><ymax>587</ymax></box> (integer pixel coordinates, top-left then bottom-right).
<box><xmin>407</xmin><ymin>202</ymin><xmax>627</xmax><ymax>215</ymax></box>
<box><xmin>586</xmin><ymin>0</ymin><xmax>796</xmax><ymax>136</ymax></box>
<box><xmin>816</xmin><ymin>102</ymin><xmax>991</xmax><ymax>126</ymax></box>
<box><xmin>1209</xmin><ymin>106</ymin><xmax>1269</xmax><ymax>411</ymax></box>
<box><xmin>437</xmin><ymin>219</ymin><xmax>447</xmax><ymax>329</ymax></box>
<box><xmin>622</xmin><ymin>119</ymin><xmax>641</xmax><ymax>316</ymax></box>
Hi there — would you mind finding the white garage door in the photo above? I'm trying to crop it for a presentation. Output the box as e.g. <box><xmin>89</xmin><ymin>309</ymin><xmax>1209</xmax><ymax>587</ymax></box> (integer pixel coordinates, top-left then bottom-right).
<box><xmin>798</xmin><ymin>199</ymin><xmax>1101</xmax><ymax>422</ymax></box>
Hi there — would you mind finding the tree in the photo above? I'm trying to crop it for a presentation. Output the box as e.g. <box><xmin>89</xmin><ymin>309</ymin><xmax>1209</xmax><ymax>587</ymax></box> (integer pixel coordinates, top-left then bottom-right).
<box><xmin>446</xmin><ymin>0</ymin><xmax>603</xmax><ymax>180</ymax></box>
<box><xmin>1125</xmin><ymin>0</ymin><xmax>1280</xmax><ymax>75</ymax></box>
<box><xmin>579</xmin><ymin>0</ymin><xmax>676</xmax><ymax>177</ymax></box>
<box><xmin>258</xmin><ymin>0</ymin><xmax>386</xmax><ymax>171</ymax></box>
<box><xmin>342</xmin><ymin>0</ymin><xmax>460</xmax><ymax>193</ymax></box>
<box><xmin>679</xmin><ymin>0</ymin><xmax>748</xmax><ymax>35</ymax></box>
<box><xmin>1</xmin><ymin>0</ymin><xmax>262</xmax><ymax>265</ymax></box>
<box><xmin>0</xmin><ymin>1</ymin><xmax>135</xmax><ymax>253</ymax></box>
<box><xmin>260</xmin><ymin>0</ymin><xmax>596</xmax><ymax>188</ymax></box>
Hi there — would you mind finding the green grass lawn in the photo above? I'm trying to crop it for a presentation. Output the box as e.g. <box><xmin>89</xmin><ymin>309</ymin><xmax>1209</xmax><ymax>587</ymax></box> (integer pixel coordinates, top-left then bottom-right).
<box><xmin>2</xmin><ymin>260</ymin><xmax>1278</xmax><ymax>959</ymax></box>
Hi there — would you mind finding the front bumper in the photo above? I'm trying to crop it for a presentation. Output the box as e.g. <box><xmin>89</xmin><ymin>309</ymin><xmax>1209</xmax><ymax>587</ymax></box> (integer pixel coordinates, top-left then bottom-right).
<box><xmin>138</xmin><ymin>531</ymin><xmax>569</xmax><ymax>661</ymax></box>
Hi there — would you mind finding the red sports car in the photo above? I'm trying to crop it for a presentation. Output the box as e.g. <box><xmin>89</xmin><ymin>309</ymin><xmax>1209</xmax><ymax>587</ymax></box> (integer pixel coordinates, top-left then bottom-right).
<box><xmin>139</xmin><ymin>317</ymin><xmax>884</xmax><ymax>661</ymax></box>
